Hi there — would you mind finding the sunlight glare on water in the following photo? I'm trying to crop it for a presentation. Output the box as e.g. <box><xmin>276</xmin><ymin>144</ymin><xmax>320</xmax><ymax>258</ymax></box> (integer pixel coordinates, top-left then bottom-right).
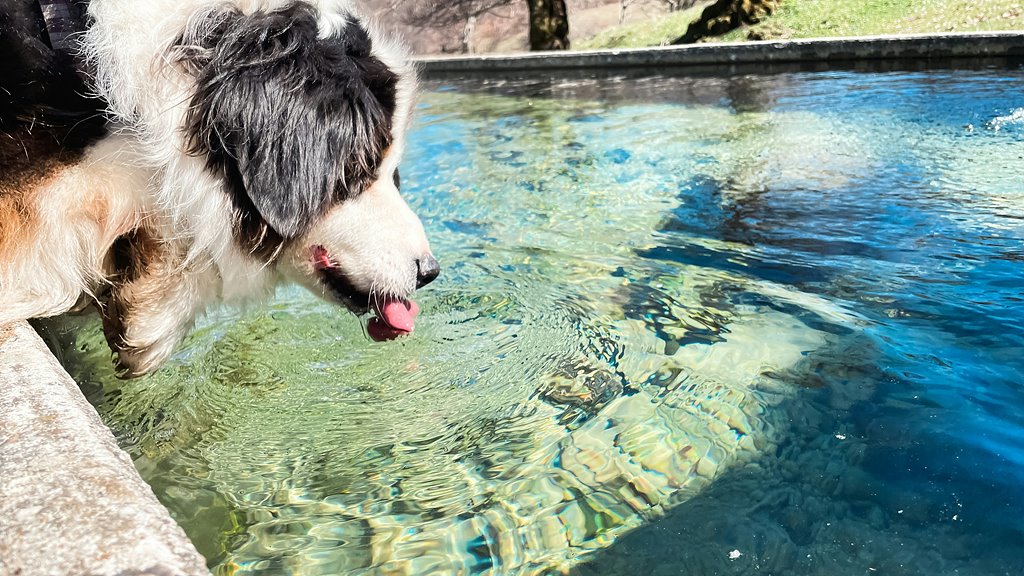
<box><xmin>48</xmin><ymin>68</ymin><xmax>1024</xmax><ymax>575</ymax></box>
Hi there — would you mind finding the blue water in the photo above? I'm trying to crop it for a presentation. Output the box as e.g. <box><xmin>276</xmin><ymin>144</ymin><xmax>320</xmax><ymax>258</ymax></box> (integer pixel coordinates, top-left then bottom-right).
<box><xmin>520</xmin><ymin>70</ymin><xmax>1024</xmax><ymax>574</ymax></box>
<box><xmin>52</xmin><ymin>67</ymin><xmax>1024</xmax><ymax>575</ymax></box>
<box><xmin>411</xmin><ymin>69</ymin><xmax>1024</xmax><ymax>574</ymax></box>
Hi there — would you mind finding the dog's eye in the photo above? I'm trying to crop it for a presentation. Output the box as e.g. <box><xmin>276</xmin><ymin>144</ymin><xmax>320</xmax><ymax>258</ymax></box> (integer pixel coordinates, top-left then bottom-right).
<box><xmin>393</xmin><ymin>168</ymin><xmax>400</xmax><ymax>189</ymax></box>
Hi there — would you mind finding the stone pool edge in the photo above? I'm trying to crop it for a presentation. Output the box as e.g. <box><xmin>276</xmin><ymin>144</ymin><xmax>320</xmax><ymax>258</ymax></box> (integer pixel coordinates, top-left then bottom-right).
<box><xmin>413</xmin><ymin>31</ymin><xmax>1024</xmax><ymax>72</ymax></box>
<box><xmin>0</xmin><ymin>321</ymin><xmax>209</xmax><ymax>576</ymax></box>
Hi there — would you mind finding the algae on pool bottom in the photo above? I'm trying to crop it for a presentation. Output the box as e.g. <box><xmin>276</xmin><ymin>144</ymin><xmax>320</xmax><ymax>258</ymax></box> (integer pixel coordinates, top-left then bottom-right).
<box><xmin>48</xmin><ymin>282</ymin><xmax>839</xmax><ymax>574</ymax></box>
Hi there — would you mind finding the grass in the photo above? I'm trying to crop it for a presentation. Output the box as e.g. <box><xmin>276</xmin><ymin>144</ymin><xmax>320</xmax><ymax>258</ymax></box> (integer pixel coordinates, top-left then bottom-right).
<box><xmin>576</xmin><ymin>4</ymin><xmax>709</xmax><ymax>49</ymax></box>
<box><xmin>577</xmin><ymin>0</ymin><xmax>1024</xmax><ymax>49</ymax></box>
<box><xmin>719</xmin><ymin>0</ymin><xmax>1024</xmax><ymax>41</ymax></box>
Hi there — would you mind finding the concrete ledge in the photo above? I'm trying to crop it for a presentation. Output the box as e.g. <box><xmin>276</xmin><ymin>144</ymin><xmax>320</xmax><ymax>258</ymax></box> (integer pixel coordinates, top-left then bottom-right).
<box><xmin>414</xmin><ymin>32</ymin><xmax>1024</xmax><ymax>73</ymax></box>
<box><xmin>0</xmin><ymin>321</ymin><xmax>209</xmax><ymax>576</ymax></box>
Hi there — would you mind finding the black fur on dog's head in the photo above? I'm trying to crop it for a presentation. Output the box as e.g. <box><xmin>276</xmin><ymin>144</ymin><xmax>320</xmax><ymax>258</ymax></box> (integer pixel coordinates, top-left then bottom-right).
<box><xmin>176</xmin><ymin>2</ymin><xmax>399</xmax><ymax>251</ymax></box>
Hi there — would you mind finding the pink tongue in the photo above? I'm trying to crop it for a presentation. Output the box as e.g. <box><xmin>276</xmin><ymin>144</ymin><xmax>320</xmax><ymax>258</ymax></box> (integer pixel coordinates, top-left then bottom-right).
<box><xmin>380</xmin><ymin>299</ymin><xmax>417</xmax><ymax>332</ymax></box>
<box><xmin>368</xmin><ymin>299</ymin><xmax>419</xmax><ymax>341</ymax></box>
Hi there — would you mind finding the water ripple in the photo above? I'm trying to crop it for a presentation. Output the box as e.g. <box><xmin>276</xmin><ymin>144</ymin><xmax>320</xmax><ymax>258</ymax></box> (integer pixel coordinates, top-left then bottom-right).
<box><xmin>44</xmin><ymin>69</ymin><xmax>1024</xmax><ymax>575</ymax></box>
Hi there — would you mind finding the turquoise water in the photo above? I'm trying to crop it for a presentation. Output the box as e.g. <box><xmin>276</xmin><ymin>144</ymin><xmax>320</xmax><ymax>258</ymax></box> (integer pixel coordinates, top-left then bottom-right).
<box><xmin>49</xmin><ymin>68</ymin><xmax>1024</xmax><ymax>575</ymax></box>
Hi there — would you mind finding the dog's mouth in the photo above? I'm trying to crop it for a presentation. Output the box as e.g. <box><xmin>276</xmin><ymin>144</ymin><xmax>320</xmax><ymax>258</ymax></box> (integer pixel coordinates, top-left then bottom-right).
<box><xmin>310</xmin><ymin>245</ymin><xmax>419</xmax><ymax>341</ymax></box>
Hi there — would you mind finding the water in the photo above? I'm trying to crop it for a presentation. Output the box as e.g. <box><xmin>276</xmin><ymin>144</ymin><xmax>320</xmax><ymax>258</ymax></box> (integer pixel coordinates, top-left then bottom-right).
<box><xmin>46</xmin><ymin>67</ymin><xmax>1024</xmax><ymax>575</ymax></box>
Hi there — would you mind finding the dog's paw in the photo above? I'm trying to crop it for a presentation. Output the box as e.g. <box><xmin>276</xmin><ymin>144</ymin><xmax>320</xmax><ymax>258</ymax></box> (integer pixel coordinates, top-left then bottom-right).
<box><xmin>111</xmin><ymin>338</ymin><xmax>179</xmax><ymax>379</ymax></box>
<box><xmin>100</xmin><ymin>295</ymin><xmax>189</xmax><ymax>378</ymax></box>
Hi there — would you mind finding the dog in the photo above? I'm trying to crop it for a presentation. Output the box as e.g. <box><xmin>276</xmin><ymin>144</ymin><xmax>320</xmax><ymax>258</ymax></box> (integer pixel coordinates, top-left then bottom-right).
<box><xmin>1</xmin><ymin>0</ymin><xmax>438</xmax><ymax>377</ymax></box>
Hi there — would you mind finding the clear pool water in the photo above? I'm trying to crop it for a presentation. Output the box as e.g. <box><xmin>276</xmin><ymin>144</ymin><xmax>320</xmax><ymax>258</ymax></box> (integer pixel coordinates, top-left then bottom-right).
<box><xmin>49</xmin><ymin>67</ymin><xmax>1024</xmax><ymax>575</ymax></box>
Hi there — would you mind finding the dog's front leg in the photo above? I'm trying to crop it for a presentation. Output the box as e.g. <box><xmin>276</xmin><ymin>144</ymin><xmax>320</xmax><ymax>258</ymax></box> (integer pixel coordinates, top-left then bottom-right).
<box><xmin>101</xmin><ymin>232</ymin><xmax>219</xmax><ymax>377</ymax></box>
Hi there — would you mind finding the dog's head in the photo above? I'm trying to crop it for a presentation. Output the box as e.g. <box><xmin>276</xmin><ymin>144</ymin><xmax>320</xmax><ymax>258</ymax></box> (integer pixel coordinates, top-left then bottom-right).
<box><xmin>174</xmin><ymin>1</ymin><xmax>436</xmax><ymax>339</ymax></box>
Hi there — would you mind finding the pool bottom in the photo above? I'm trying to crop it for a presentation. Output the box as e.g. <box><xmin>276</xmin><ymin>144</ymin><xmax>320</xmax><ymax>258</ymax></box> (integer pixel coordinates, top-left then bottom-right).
<box><xmin>43</xmin><ymin>268</ymin><xmax>841</xmax><ymax>575</ymax></box>
<box><xmin>574</xmin><ymin>429</ymin><xmax>1024</xmax><ymax>575</ymax></box>
<box><xmin>46</xmin><ymin>67</ymin><xmax>1024</xmax><ymax>575</ymax></box>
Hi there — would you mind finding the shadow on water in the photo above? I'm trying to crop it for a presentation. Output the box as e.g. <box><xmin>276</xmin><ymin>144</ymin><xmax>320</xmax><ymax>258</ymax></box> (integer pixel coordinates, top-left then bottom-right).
<box><xmin>424</xmin><ymin>57</ymin><xmax>1024</xmax><ymax>104</ymax></box>
<box><xmin>564</xmin><ymin>68</ymin><xmax>1024</xmax><ymax>575</ymax></box>
<box><xmin>573</xmin><ymin>332</ymin><xmax>1024</xmax><ymax>575</ymax></box>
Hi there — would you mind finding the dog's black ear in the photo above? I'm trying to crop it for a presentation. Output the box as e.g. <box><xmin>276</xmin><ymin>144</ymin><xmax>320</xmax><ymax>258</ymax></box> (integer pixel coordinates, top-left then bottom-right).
<box><xmin>178</xmin><ymin>3</ymin><xmax>398</xmax><ymax>241</ymax></box>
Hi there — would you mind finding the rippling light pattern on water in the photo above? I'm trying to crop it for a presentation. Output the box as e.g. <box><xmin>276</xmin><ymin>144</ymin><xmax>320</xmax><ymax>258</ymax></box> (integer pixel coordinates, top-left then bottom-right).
<box><xmin>49</xmin><ymin>69</ymin><xmax>1024</xmax><ymax>575</ymax></box>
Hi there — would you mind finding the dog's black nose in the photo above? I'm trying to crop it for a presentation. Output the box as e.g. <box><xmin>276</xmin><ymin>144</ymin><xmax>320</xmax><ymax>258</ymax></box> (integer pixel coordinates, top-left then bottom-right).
<box><xmin>416</xmin><ymin>255</ymin><xmax>440</xmax><ymax>288</ymax></box>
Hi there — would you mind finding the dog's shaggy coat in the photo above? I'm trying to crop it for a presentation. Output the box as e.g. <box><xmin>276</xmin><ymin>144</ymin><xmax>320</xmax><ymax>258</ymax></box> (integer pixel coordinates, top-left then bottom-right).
<box><xmin>1</xmin><ymin>0</ymin><xmax>436</xmax><ymax>376</ymax></box>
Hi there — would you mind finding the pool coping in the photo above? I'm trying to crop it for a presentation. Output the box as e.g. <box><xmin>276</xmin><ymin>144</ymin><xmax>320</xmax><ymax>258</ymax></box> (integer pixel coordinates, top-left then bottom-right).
<box><xmin>413</xmin><ymin>31</ymin><xmax>1024</xmax><ymax>73</ymax></box>
<box><xmin>0</xmin><ymin>320</ymin><xmax>209</xmax><ymax>576</ymax></box>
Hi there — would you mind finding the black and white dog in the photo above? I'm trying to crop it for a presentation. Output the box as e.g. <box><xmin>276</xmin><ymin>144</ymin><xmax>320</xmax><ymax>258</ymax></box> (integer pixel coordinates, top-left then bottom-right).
<box><xmin>1</xmin><ymin>0</ymin><xmax>437</xmax><ymax>376</ymax></box>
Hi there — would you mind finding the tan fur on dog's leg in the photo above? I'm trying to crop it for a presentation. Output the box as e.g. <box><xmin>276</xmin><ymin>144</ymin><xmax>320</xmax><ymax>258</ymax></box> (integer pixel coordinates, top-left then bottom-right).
<box><xmin>102</xmin><ymin>233</ymin><xmax>220</xmax><ymax>377</ymax></box>
<box><xmin>0</xmin><ymin>134</ymin><xmax>148</xmax><ymax>325</ymax></box>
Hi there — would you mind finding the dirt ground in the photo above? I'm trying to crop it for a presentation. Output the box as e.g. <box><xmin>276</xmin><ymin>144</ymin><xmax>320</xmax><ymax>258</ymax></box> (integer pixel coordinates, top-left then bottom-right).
<box><xmin>359</xmin><ymin>0</ymin><xmax>673</xmax><ymax>54</ymax></box>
